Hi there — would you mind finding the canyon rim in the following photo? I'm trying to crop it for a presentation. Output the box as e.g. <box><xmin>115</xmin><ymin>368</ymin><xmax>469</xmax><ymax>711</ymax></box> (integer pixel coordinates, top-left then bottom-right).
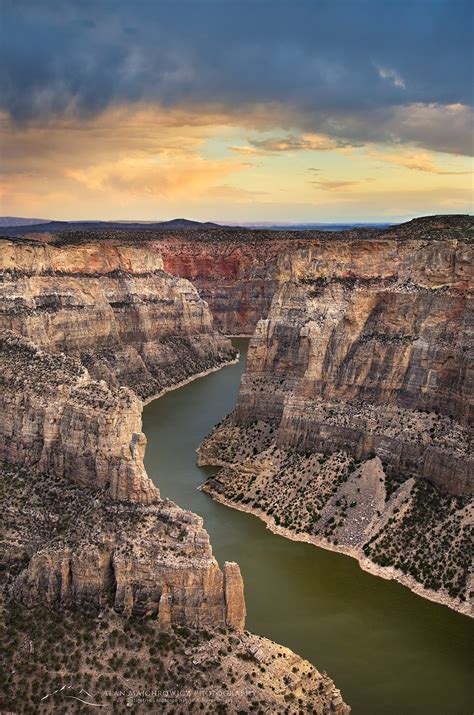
<box><xmin>1</xmin><ymin>0</ymin><xmax>473</xmax><ymax>713</ymax></box>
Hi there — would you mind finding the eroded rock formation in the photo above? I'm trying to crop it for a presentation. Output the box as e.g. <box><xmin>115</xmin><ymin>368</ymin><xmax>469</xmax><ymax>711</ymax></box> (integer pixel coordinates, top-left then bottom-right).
<box><xmin>0</xmin><ymin>239</ymin><xmax>245</xmax><ymax>622</ymax></box>
<box><xmin>158</xmin><ymin>234</ymin><xmax>286</xmax><ymax>333</ymax></box>
<box><xmin>3</xmin><ymin>464</ymin><xmax>243</xmax><ymax>628</ymax></box>
<box><xmin>6</xmin><ymin>213</ymin><xmax>472</xmax><ymax>337</ymax></box>
<box><xmin>198</xmin><ymin>218</ymin><xmax>473</xmax><ymax>615</ymax></box>
<box><xmin>231</xmin><ymin>237</ymin><xmax>473</xmax><ymax>493</ymax></box>
<box><xmin>1</xmin><ymin>461</ymin><xmax>349</xmax><ymax>713</ymax></box>
<box><xmin>0</xmin><ymin>240</ymin><xmax>247</xmax><ymax>626</ymax></box>
<box><xmin>1</xmin><ymin>331</ymin><xmax>156</xmax><ymax>503</ymax></box>
<box><xmin>0</xmin><ymin>234</ymin><xmax>351</xmax><ymax>711</ymax></box>
<box><xmin>1</xmin><ymin>238</ymin><xmax>236</xmax><ymax>399</ymax></box>
<box><xmin>5</xmin><ymin>215</ymin><xmax>468</xmax><ymax>704</ymax></box>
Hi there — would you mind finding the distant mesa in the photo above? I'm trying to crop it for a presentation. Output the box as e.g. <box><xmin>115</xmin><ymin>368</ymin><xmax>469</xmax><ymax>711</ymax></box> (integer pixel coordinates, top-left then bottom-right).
<box><xmin>0</xmin><ymin>216</ymin><xmax>223</xmax><ymax>235</ymax></box>
<box><xmin>236</xmin><ymin>221</ymin><xmax>393</xmax><ymax>231</ymax></box>
<box><xmin>0</xmin><ymin>216</ymin><xmax>51</xmax><ymax>227</ymax></box>
<box><xmin>1</xmin><ymin>213</ymin><xmax>472</xmax><ymax>239</ymax></box>
<box><xmin>0</xmin><ymin>216</ymin><xmax>391</xmax><ymax>234</ymax></box>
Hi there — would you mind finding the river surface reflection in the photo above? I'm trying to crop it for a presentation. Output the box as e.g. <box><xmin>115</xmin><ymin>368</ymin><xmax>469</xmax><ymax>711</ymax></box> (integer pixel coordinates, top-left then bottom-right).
<box><xmin>143</xmin><ymin>338</ymin><xmax>473</xmax><ymax>715</ymax></box>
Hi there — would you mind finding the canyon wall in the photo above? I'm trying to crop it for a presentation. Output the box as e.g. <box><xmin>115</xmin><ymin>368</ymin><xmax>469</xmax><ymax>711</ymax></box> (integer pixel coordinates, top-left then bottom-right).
<box><xmin>0</xmin><ymin>232</ymin><xmax>350</xmax><ymax>710</ymax></box>
<box><xmin>3</xmin><ymin>463</ymin><xmax>349</xmax><ymax>714</ymax></box>
<box><xmin>1</xmin><ymin>239</ymin><xmax>236</xmax><ymax>399</ymax></box>
<box><xmin>3</xmin><ymin>464</ymin><xmax>244</xmax><ymax>629</ymax></box>
<box><xmin>3</xmin><ymin>215</ymin><xmax>469</xmax><ymax>703</ymax></box>
<box><xmin>199</xmin><ymin>220</ymin><xmax>473</xmax><ymax>614</ymax></box>
<box><xmin>1</xmin><ymin>331</ymin><xmax>157</xmax><ymax>503</ymax></box>
<box><xmin>158</xmin><ymin>214</ymin><xmax>472</xmax><ymax>334</ymax></box>
<box><xmin>158</xmin><ymin>234</ymin><xmax>286</xmax><ymax>333</ymax></box>
<box><xmin>0</xmin><ymin>237</ymin><xmax>245</xmax><ymax>630</ymax></box>
<box><xmin>15</xmin><ymin>213</ymin><xmax>469</xmax><ymax>337</ymax></box>
<box><xmin>229</xmin><ymin>238</ymin><xmax>473</xmax><ymax>494</ymax></box>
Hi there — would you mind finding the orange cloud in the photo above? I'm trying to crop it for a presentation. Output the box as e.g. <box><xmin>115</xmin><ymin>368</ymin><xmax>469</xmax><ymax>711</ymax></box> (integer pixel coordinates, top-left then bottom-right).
<box><xmin>230</xmin><ymin>133</ymin><xmax>346</xmax><ymax>156</ymax></box>
<box><xmin>0</xmin><ymin>106</ymin><xmax>252</xmax><ymax>211</ymax></box>
<box><xmin>0</xmin><ymin>103</ymin><xmax>471</xmax><ymax>221</ymax></box>
<box><xmin>367</xmin><ymin>149</ymin><xmax>471</xmax><ymax>174</ymax></box>
<box><xmin>66</xmin><ymin>155</ymin><xmax>248</xmax><ymax>198</ymax></box>
<box><xmin>307</xmin><ymin>179</ymin><xmax>361</xmax><ymax>192</ymax></box>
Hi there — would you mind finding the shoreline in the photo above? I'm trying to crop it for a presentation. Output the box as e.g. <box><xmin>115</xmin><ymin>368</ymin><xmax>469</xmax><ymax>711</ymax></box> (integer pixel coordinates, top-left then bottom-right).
<box><xmin>200</xmin><ymin>482</ymin><xmax>472</xmax><ymax>619</ymax></box>
<box><xmin>144</xmin><ymin>350</ymin><xmax>471</xmax><ymax>620</ymax></box>
<box><xmin>224</xmin><ymin>333</ymin><xmax>253</xmax><ymax>338</ymax></box>
<box><xmin>142</xmin><ymin>355</ymin><xmax>239</xmax><ymax>406</ymax></box>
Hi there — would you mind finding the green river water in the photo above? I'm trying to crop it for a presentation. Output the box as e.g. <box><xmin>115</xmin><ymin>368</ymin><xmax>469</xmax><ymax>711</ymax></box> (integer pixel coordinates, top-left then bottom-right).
<box><xmin>142</xmin><ymin>338</ymin><xmax>473</xmax><ymax>715</ymax></box>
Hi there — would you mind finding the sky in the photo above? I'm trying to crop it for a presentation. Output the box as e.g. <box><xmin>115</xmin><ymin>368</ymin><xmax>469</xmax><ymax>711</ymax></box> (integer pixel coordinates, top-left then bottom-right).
<box><xmin>0</xmin><ymin>0</ymin><xmax>472</xmax><ymax>223</ymax></box>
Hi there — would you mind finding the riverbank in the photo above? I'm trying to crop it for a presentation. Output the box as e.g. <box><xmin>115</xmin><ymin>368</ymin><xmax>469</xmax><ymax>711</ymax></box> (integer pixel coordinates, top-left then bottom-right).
<box><xmin>142</xmin><ymin>337</ymin><xmax>474</xmax><ymax>715</ymax></box>
<box><xmin>142</xmin><ymin>356</ymin><xmax>239</xmax><ymax>406</ymax></box>
<box><xmin>200</xmin><ymin>482</ymin><xmax>472</xmax><ymax>619</ymax></box>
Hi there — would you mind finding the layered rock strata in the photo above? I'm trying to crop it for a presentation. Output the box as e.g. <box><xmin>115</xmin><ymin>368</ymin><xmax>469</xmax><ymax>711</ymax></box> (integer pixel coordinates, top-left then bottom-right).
<box><xmin>199</xmin><ymin>229</ymin><xmax>473</xmax><ymax>615</ymax></box>
<box><xmin>158</xmin><ymin>234</ymin><xmax>286</xmax><ymax>333</ymax></box>
<box><xmin>0</xmin><ymin>237</ymin><xmax>350</xmax><ymax>710</ymax></box>
<box><xmin>1</xmin><ymin>463</ymin><xmax>349</xmax><ymax>713</ymax></box>
<box><xmin>203</xmin><ymin>237</ymin><xmax>473</xmax><ymax>493</ymax></box>
<box><xmin>1</xmin><ymin>331</ymin><xmax>156</xmax><ymax>503</ymax></box>
<box><xmin>1</xmin><ymin>238</ymin><xmax>236</xmax><ymax>399</ymax></box>
<box><xmin>2</xmin><ymin>463</ymin><xmax>243</xmax><ymax>628</ymax></box>
<box><xmin>19</xmin><ymin>212</ymin><xmax>468</xmax><ymax>336</ymax></box>
<box><xmin>0</xmin><ymin>242</ymin><xmax>245</xmax><ymax>625</ymax></box>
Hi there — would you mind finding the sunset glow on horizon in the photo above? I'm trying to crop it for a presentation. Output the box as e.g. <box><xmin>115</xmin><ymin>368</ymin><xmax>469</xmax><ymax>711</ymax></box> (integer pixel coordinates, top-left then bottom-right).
<box><xmin>1</xmin><ymin>1</ymin><xmax>472</xmax><ymax>223</ymax></box>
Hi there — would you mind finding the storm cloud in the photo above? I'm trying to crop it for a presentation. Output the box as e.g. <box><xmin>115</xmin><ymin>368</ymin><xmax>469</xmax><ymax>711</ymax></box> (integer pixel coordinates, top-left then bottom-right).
<box><xmin>1</xmin><ymin>0</ymin><xmax>472</xmax><ymax>154</ymax></box>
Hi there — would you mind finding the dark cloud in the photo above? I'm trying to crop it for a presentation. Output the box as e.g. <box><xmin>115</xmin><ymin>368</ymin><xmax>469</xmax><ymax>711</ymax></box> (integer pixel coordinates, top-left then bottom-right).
<box><xmin>0</xmin><ymin>0</ymin><xmax>472</xmax><ymax>153</ymax></box>
<box><xmin>292</xmin><ymin>102</ymin><xmax>474</xmax><ymax>156</ymax></box>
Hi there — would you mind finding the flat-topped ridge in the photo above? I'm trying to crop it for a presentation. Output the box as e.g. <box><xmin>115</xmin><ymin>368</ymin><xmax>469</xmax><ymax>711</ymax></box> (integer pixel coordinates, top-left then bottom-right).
<box><xmin>1</xmin><ymin>213</ymin><xmax>472</xmax><ymax>247</ymax></box>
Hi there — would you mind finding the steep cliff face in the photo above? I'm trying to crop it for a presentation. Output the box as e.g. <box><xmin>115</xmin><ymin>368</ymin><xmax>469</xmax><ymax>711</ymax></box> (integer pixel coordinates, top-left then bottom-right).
<box><xmin>3</xmin><ymin>463</ymin><xmax>350</xmax><ymax>714</ymax></box>
<box><xmin>231</xmin><ymin>239</ymin><xmax>473</xmax><ymax>494</ymax></box>
<box><xmin>1</xmin><ymin>331</ymin><xmax>157</xmax><ymax>503</ymax></box>
<box><xmin>1</xmin><ymin>239</ymin><xmax>236</xmax><ymax>399</ymax></box>
<box><xmin>158</xmin><ymin>235</ymin><xmax>286</xmax><ymax>333</ymax></box>
<box><xmin>199</xmin><ymin>232</ymin><xmax>473</xmax><ymax>615</ymax></box>
<box><xmin>4</xmin><ymin>464</ymin><xmax>243</xmax><ymax>628</ymax></box>
<box><xmin>0</xmin><ymin>237</ymin><xmax>244</xmax><ymax>620</ymax></box>
<box><xmin>7</xmin><ymin>213</ymin><xmax>471</xmax><ymax>338</ymax></box>
<box><xmin>1</xmin><ymin>333</ymin><xmax>246</xmax><ymax>629</ymax></box>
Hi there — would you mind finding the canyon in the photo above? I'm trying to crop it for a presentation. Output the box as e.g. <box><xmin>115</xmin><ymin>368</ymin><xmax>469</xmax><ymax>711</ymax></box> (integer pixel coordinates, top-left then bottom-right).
<box><xmin>1</xmin><ymin>213</ymin><xmax>472</xmax><ymax>712</ymax></box>
<box><xmin>1</xmin><ymin>239</ymin><xmax>235</xmax><ymax>399</ymax></box>
<box><xmin>11</xmin><ymin>212</ymin><xmax>471</xmax><ymax>336</ymax></box>
<box><xmin>195</xmin><ymin>216</ymin><xmax>473</xmax><ymax>616</ymax></box>
<box><xmin>0</xmin><ymin>235</ymin><xmax>349</xmax><ymax>713</ymax></box>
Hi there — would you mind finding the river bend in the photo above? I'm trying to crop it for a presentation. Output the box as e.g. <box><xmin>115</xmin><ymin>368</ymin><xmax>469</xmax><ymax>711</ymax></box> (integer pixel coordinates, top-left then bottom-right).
<box><xmin>142</xmin><ymin>338</ymin><xmax>473</xmax><ymax>715</ymax></box>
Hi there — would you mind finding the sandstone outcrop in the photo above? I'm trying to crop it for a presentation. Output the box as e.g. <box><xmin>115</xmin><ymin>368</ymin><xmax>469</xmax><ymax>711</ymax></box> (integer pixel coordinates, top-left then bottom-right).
<box><xmin>198</xmin><ymin>217</ymin><xmax>473</xmax><ymax>615</ymax></box>
<box><xmin>0</xmin><ymin>331</ymin><xmax>157</xmax><ymax>503</ymax></box>
<box><xmin>3</xmin><ymin>464</ymin><xmax>242</xmax><ymax>628</ymax></box>
<box><xmin>1</xmin><ymin>238</ymin><xmax>236</xmax><ymax>399</ymax></box>
<box><xmin>213</xmin><ymin>237</ymin><xmax>473</xmax><ymax>495</ymax></box>
<box><xmin>5</xmin><ymin>213</ymin><xmax>472</xmax><ymax>337</ymax></box>
<box><xmin>0</xmin><ymin>239</ymin><xmax>248</xmax><ymax>628</ymax></box>
<box><xmin>158</xmin><ymin>234</ymin><xmax>285</xmax><ymax>333</ymax></box>
<box><xmin>0</xmin><ymin>236</ymin><xmax>239</xmax><ymax>501</ymax></box>
<box><xmin>2</xmin><ymin>463</ymin><xmax>350</xmax><ymax>712</ymax></box>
